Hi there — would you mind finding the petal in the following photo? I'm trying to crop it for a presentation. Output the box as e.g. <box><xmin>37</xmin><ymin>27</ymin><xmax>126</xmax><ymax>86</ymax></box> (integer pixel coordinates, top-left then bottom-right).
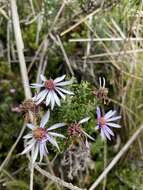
<box><xmin>30</xmin><ymin>83</ymin><xmax>44</xmax><ymax>88</ymax></box>
<box><xmin>40</xmin><ymin>74</ymin><xmax>47</xmax><ymax>82</ymax></box>
<box><xmin>40</xmin><ymin>110</ymin><xmax>50</xmax><ymax>128</ymax></box>
<box><xmin>106</xmin><ymin>116</ymin><xmax>121</xmax><ymax>122</ymax></box>
<box><xmin>46</xmin><ymin>134</ymin><xmax>59</xmax><ymax>150</ymax></box>
<box><xmin>53</xmin><ymin>91</ymin><xmax>61</xmax><ymax>106</ymax></box>
<box><xmin>100</xmin><ymin>128</ymin><xmax>106</xmax><ymax>140</ymax></box>
<box><xmin>47</xmin><ymin>123</ymin><xmax>66</xmax><ymax>131</ymax></box>
<box><xmin>34</xmin><ymin>89</ymin><xmax>48</xmax><ymax>101</ymax></box>
<box><xmin>85</xmin><ymin>138</ymin><xmax>90</xmax><ymax>149</ymax></box>
<box><xmin>106</xmin><ymin>122</ymin><xmax>121</xmax><ymax>128</ymax></box>
<box><xmin>55</xmin><ymin>80</ymin><xmax>73</xmax><ymax>86</ymax></box>
<box><xmin>55</xmin><ymin>88</ymin><xmax>66</xmax><ymax>100</ymax></box>
<box><xmin>81</xmin><ymin>129</ymin><xmax>95</xmax><ymax>141</ymax></box>
<box><xmin>50</xmin><ymin>91</ymin><xmax>55</xmax><ymax>110</ymax></box>
<box><xmin>56</xmin><ymin>87</ymin><xmax>74</xmax><ymax>95</ymax></box>
<box><xmin>21</xmin><ymin>140</ymin><xmax>35</xmax><ymax>155</ymax></box>
<box><xmin>104</xmin><ymin>110</ymin><xmax>116</xmax><ymax>120</ymax></box>
<box><xmin>78</xmin><ymin>117</ymin><xmax>90</xmax><ymax>124</ymax></box>
<box><xmin>32</xmin><ymin>143</ymin><xmax>39</xmax><ymax>163</ymax></box>
<box><xmin>104</xmin><ymin>126</ymin><xmax>114</xmax><ymax>136</ymax></box>
<box><xmin>45</xmin><ymin>91</ymin><xmax>52</xmax><ymax>106</ymax></box>
<box><xmin>35</xmin><ymin>90</ymin><xmax>48</xmax><ymax>105</ymax></box>
<box><xmin>39</xmin><ymin>143</ymin><xmax>45</xmax><ymax>162</ymax></box>
<box><xmin>48</xmin><ymin>132</ymin><xmax>65</xmax><ymax>138</ymax></box>
<box><xmin>54</xmin><ymin>75</ymin><xmax>66</xmax><ymax>84</ymax></box>
<box><xmin>96</xmin><ymin>107</ymin><xmax>101</xmax><ymax>119</ymax></box>
<box><xmin>23</xmin><ymin>133</ymin><xmax>33</xmax><ymax>139</ymax></box>
<box><xmin>27</xmin><ymin>124</ymin><xmax>35</xmax><ymax>130</ymax></box>
<box><xmin>95</xmin><ymin>125</ymin><xmax>100</xmax><ymax>130</ymax></box>
<box><xmin>102</xmin><ymin>127</ymin><xmax>111</xmax><ymax>140</ymax></box>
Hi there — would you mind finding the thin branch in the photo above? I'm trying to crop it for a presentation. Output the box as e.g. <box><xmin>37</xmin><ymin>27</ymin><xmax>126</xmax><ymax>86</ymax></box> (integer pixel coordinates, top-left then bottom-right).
<box><xmin>60</xmin><ymin>9</ymin><xmax>100</xmax><ymax>36</ymax></box>
<box><xmin>89</xmin><ymin>125</ymin><xmax>143</xmax><ymax>190</ymax></box>
<box><xmin>0</xmin><ymin>125</ymin><xmax>26</xmax><ymax>173</ymax></box>
<box><xmin>56</xmin><ymin>35</ymin><xmax>74</xmax><ymax>76</ymax></box>
<box><xmin>10</xmin><ymin>0</ymin><xmax>31</xmax><ymax>99</ymax></box>
<box><xmin>35</xmin><ymin>165</ymin><xmax>85</xmax><ymax>190</ymax></box>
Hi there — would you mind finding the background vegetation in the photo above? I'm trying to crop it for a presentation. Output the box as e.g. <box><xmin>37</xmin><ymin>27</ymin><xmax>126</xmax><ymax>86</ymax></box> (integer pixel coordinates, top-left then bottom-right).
<box><xmin>0</xmin><ymin>0</ymin><xmax>143</xmax><ymax>189</ymax></box>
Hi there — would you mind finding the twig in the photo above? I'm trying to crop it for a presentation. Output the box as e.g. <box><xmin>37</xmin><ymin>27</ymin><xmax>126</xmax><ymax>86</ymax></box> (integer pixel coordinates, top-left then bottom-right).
<box><xmin>82</xmin><ymin>49</ymin><xmax>143</xmax><ymax>59</ymax></box>
<box><xmin>46</xmin><ymin>156</ymin><xmax>61</xmax><ymax>190</ymax></box>
<box><xmin>69</xmin><ymin>38</ymin><xmax>143</xmax><ymax>42</ymax></box>
<box><xmin>35</xmin><ymin>165</ymin><xmax>85</xmax><ymax>190</ymax></box>
<box><xmin>60</xmin><ymin>9</ymin><xmax>100</xmax><ymax>36</ymax></box>
<box><xmin>36</xmin><ymin>38</ymin><xmax>49</xmax><ymax>84</ymax></box>
<box><xmin>10</xmin><ymin>0</ymin><xmax>31</xmax><ymax>99</ymax></box>
<box><xmin>89</xmin><ymin>125</ymin><xmax>143</xmax><ymax>190</ymax></box>
<box><xmin>0</xmin><ymin>125</ymin><xmax>26</xmax><ymax>173</ymax></box>
<box><xmin>56</xmin><ymin>35</ymin><xmax>74</xmax><ymax>76</ymax></box>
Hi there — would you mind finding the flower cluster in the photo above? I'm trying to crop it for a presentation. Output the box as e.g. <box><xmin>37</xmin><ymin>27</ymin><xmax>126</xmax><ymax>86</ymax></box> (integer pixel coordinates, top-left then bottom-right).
<box><xmin>21</xmin><ymin>75</ymin><xmax>121</xmax><ymax>163</ymax></box>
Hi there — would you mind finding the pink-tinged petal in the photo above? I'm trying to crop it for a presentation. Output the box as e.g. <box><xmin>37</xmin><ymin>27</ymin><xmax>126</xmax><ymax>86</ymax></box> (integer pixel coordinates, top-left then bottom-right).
<box><xmin>34</xmin><ymin>89</ymin><xmax>48</xmax><ymax>101</ymax></box>
<box><xmin>81</xmin><ymin>129</ymin><xmax>95</xmax><ymax>141</ymax></box>
<box><xmin>46</xmin><ymin>134</ymin><xmax>59</xmax><ymax>150</ymax></box>
<box><xmin>55</xmin><ymin>80</ymin><xmax>73</xmax><ymax>86</ymax></box>
<box><xmin>78</xmin><ymin>117</ymin><xmax>90</xmax><ymax>124</ymax></box>
<box><xmin>45</xmin><ymin>91</ymin><xmax>52</xmax><ymax>106</ymax></box>
<box><xmin>56</xmin><ymin>87</ymin><xmax>74</xmax><ymax>95</ymax></box>
<box><xmin>48</xmin><ymin>132</ymin><xmax>65</xmax><ymax>138</ymax></box>
<box><xmin>27</xmin><ymin>124</ymin><xmax>35</xmax><ymax>130</ymax></box>
<box><xmin>47</xmin><ymin>123</ymin><xmax>66</xmax><ymax>131</ymax></box>
<box><xmin>96</xmin><ymin>107</ymin><xmax>101</xmax><ymax>119</ymax></box>
<box><xmin>55</xmin><ymin>88</ymin><xmax>66</xmax><ymax>100</ymax></box>
<box><xmin>40</xmin><ymin>110</ymin><xmax>50</xmax><ymax>128</ymax></box>
<box><xmin>30</xmin><ymin>83</ymin><xmax>44</xmax><ymax>88</ymax></box>
<box><xmin>53</xmin><ymin>91</ymin><xmax>61</xmax><ymax>106</ymax></box>
<box><xmin>39</xmin><ymin>143</ymin><xmax>44</xmax><ymax>162</ymax></box>
<box><xmin>106</xmin><ymin>122</ymin><xmax>121</xmax><ymax>128</ymax></box>
<box><xmin>40</xmin><ymin>74</ymin><xmax>47</xmax><ymax>82</ymax></box>
<box><xmin>100</xmin><ymin>128</ymin><xmax>106</xmax><ymax>140</ymax></box>
<box><xmin>35</xmin><ymin>90</ymin><xmax>48</xmax><ymax>105</ymax></box>
<box><xmin>32</xmin><ymin>143</ymin><xmax>39</xmax><ymax>163</ymax></box>
<box><xmin>104</xmin><ymin>126</ymin><xmax>114</xmax><ymax>136</ymax></box>
<box><xmin>54</xmin><ymin>75</ymin><xmax>66</xmax><ymax>84</ymax></box>
<box><xmin>104</xmin><ymin>110</ymin><xmax>116</xmax><ymax>120</ymax></box>
<box><xmin>23</xmin><ymin>133</ymin><xmax>32</xmax><ymax>139</ymax></box>
<box><xmin>21</xmin><ymin>140</ymin><xmax>35</xmax><ymax>154</ymax></box>
<box><xmin>106</xmin><ymin>116</ymin><xmax>121</xmax><ymax>122</ymax></box>
<box><xmin>103</xmin><ymin>127</ymin><xmax>111</xmax><ymax>140</ymax></box>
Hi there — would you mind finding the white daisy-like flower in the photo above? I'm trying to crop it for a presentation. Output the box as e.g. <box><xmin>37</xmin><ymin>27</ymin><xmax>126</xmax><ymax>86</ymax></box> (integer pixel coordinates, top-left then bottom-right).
<box><xmin>21</xmin><ymin>110</ymin><xmax>66</xmax><ymax>163</ymax></box>
<box><xmin>31</xmin><ymin>74</ymin><xmax>74</xmax><ymax>110</ymax></box>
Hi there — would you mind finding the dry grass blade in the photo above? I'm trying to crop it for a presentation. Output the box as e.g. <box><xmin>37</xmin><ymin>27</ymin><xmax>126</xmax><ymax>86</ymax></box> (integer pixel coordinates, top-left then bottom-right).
<box><xmin>60</xmin><ymin>9</ymin><xmax>100</xmax><ymax>36</ymax></box>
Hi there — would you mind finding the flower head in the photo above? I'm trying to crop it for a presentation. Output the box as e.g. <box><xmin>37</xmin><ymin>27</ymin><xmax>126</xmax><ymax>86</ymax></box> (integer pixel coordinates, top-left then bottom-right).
<box><xmin>67</xmin><ymin>117</ymin><xmax>95</xmax><ymax>148</ymax></box>
<box><xmin>93</xmin><ymin>77</ymin><xmax>108</xmax><ymax>104</ymax></box>
<box><xmin>31</xmin><ymin>75</ymin><xmax>74</xmax><ymax>110</ymax></box>
<box><xmin>96</xmin><ymin>107</ymin><xmax>121</xmax><ymax>140</ymax></box>
<box><xmin>21</xmin><ymin>110</ymin><xmax>66</xmax><ymax>163</ymax></box>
